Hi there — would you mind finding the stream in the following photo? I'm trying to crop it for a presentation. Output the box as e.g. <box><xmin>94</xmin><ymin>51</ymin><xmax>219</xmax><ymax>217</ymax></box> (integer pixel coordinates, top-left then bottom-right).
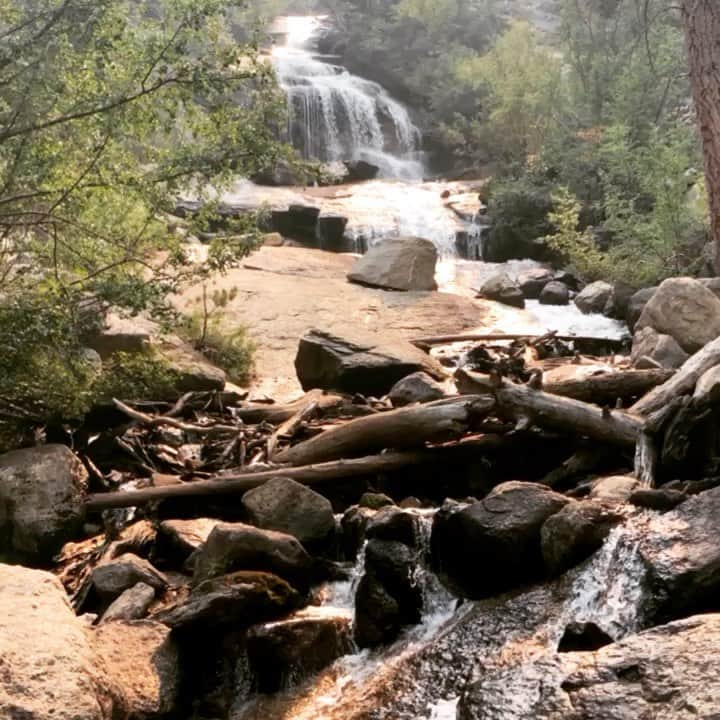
<box><xmin>227</xmin><ymin>16</ymin><xmax>635</xmax><ymax>718</ymax></box>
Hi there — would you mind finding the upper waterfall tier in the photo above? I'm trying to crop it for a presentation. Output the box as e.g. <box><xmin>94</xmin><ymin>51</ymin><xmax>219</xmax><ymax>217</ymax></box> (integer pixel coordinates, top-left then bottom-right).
<box><xmin>271</xmin><ymin>16</ymin><xmax>424</xmax><ymax>180</ymax></box>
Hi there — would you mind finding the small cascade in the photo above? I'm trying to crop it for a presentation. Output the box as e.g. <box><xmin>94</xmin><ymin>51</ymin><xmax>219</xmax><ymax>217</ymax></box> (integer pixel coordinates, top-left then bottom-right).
<box><xmin>233</xmin><ymin>512</ymin><xmax>654</xmax><ymax>719</ymax></box>
<box><xmin>271</xmin><ymin>16</ymin><xmax>424</xmax><ymax>179</ymax></box>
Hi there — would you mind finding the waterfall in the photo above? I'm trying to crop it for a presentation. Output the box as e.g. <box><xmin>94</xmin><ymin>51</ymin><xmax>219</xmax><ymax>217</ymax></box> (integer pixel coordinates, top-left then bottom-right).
<box><xmin>271</xmin><ymin>16</ymin><xmax>424</xmax><ymax>180</ymax></box>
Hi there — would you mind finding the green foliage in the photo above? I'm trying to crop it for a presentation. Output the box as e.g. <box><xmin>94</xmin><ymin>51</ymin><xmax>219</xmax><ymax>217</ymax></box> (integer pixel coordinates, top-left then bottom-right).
<box><xmin>91</xmin><ymin>352</ymin><xmax>182</xmax><ymax>405</ymax></box>
<box><xmin>451</xmin><ymin>21</ymin><xmax>564</xmax><ymax>164</ymax></box>
<box><xmin>0</xmin><ymin>0</ymin><xmax>286</xmax><ymax>309</ymax></box>
<box><xmin>544</xmin><ymin>187</ymin><xmax>609</xmax><ymax>280</ymax></box>
<box><xmin>180</xmin><ymin>285</ymin><xmax>256</xmax><ymax>385</ymax></box>
<box><xmin>0</xmin><ymin>290</ymin><xmax>181</xmax><ymax>449</ymax></box>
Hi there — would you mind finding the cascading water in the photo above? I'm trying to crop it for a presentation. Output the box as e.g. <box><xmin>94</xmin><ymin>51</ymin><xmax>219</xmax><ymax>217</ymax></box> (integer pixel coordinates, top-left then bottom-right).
<box><xmin>232</xmin><ymin>511</ymin><xmax>654</xmax><ymax>720</ymax></box>
<box><xmin>271</xmin><ymin>16</ymin><xmax>424</xmax><ymax>180</ymax></box>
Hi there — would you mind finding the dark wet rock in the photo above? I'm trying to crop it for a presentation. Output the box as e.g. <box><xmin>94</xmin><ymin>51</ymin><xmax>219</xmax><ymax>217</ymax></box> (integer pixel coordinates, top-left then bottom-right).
<box><xmin>639</xmin><ymin>485</ymin><xmax>720</xmax><ymax>620</ymax></box>
<box><xmin>626</xmin><ymin>286</ymin><xmax>657</xmax><ymax>329</ymax></box>
<box><xmin>541</xmin><ymin>501</ymin><xmax>625</xmax><ymax>577</ymax></box>
<box><xmin>431</xmin><ymin>481</ymin><xmax>569</xmax><ymax>597</ymax></box>
<box><xmin>241</xmin><ymin>477</ymin><xmax>335</xmax><ymax>545</ymax></box>
<box><xmin>355</xmin><ymin>539</ymin><xmax>422</xmax><ymax>648</ymax></box>
<box><xmin>247</xmin><ymin>611</ymin><xmax>353</xmax><ymax>692</ymax></box>
<box><xmin>295</xmin><ymin>327</ymin><xmax>445</xmax><ymax>396</ymax></box>
<box><xmin>317</xmin><ymin>215</ymin><xmax>349</xmax><ymax>252</ymax></box>
<box><xmin>574</xmin><ymin>280</ymin><xmax>615</xmax><ymax>315</ymax></box>
<box><xmin>100</xmin><ymin>582</ymin><xmax>156</xmax><ymax>623</ymax></box>
<box><xmin>270</xmin><ymin>204</ymin><xmax>320</xmax><ymax>244</ymax></box>
<box><xmin>366</xmin><ymin>506</ymin><xmax>419</xmax><ymax>547</ymax></box>
<box><xmin>475</xmin><ymin>272</ymin><xmax>525</xmax><ymax>309</ymax></box>
<box><xmin>0</xmin><ymin>444</ymin><xmax>88</xmax><ymax>563</ymax></box>
<box><xmin>553</xmin><ymin>270</ymin><xmax>581</xmax><ymax>291</ymax></box>
<box><xmin>629</xmin><ymin>488</ymin><xmax>687</xmax><ymax>512</ymax></box>
<box><xmin>94</xmin><ymin>620</ymin><xmax>179</xmax><ymax>719</ymax></box>
<box><xmin>359</xmin><ymin>492</ymin><xmax>396</xmax><ymax>510</ymax></box>
<box><xmin>539</xmin><ymin>281</ymin><xmax>570</xmax><ymax>306</ymax></box>
<box><xmin>92</xmin><ymin>553</ymin><xmax>168</xmax><ymax>604</ymax></box>
<box><xmin>155</xmin><ymin>571</ymin><xmax>300</xmax><ymax>630</ymax></box>
<box><xmin>557</xmin><ymin>621</ymin><xmax>613</xmax><ymax>652</ymax></box>
<box><xmin>192</xmin><ymin>522</ymin><xmax>314</xmax><ymax>589</ymax></box>
<box><xmin>354</xmin><ymin>572</ymin><xmax>402</xmax><ymax>648</ymax></box>
<box><xmin>517</xmin><ymin>268</ymin><xmax>553</xmax><ymax>299</ymax></box>
<box><xmin>341</xmin><ymin>505</ymin><xmax>376</xmax><ymax>559</ymax></box>
<box><xmin>630</xmin><ymin>326</ymin><xmax>689</xmax><ymax>370</ymax></box>
<box><xmin>347</xmin><ymin>236</ymin><xmax>438</xmax><ymax>291</ymax></box>
<box><xmin>388</xmin><ymin>371</ymin><xmax>446</xmax><ymax>407</ymax></box>
<box><xmin>459</xmin><ymin>614</ymin><xmax>720</xmax><ymax>720</ymax></box>
<box><xmin>344</xmin><ymin>159</ymin><xmax>379</xmax><ymax>182</ymax></box>
<box><xmin>636</xmin><ymin>276</ymin><xmax>720</xmax><ymax>353</ymax></box>
<box><xmin>0</xmin><ymin>563</ymin><xmax>125</xmax><ymax>719</ymax></box>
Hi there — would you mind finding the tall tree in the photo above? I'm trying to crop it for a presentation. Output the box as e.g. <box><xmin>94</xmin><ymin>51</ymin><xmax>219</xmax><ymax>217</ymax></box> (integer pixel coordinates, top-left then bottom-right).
<box><xmin>681</xmin><ymin>0</ymin><xmax>720</xmax><ymax>271</ymax></box>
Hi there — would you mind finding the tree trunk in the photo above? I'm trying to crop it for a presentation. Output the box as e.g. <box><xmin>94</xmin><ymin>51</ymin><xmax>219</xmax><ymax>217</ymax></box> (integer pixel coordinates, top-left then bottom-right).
<box><xmin>681</xmin><ymin>0</ymin><xmax>720</xmax><ymax>271</ymax></box>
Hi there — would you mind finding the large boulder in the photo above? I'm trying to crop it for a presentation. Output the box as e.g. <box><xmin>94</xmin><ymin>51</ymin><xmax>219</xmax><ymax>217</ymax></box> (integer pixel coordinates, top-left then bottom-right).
<box><xmin>388</xmin><ymin>371</ymin><xmax>446</xmax><ymax>407</ymax></box>
<box><xmin>0</xmin><ymin>444</ymin><xmax>88</xmax><ymax>563</ymax></box>
<box><xmin>344</xmin><ymin>159</ymin><xmax>379</xmax><ymax>182</ymax></box>
<box><xmin>475</xmin><ymin>272</ymin><xmax>525</xmax><ymax>309</ymax></box>
<box><xmin>458</xmin><ymin>614</ymin><xmax>720</xmax><ymax>720</ymax></box>
<box><xmin>247</xmin><ymin>611</ymin><xmax>353</xmax><ymax>692</ymax></box>
<box><xmin>84</xmin><ymin>311</ymin><xmax>156</xmax><ymax>358</ymax></box>
<box><xmin>539</xmin><ymin>281</ymin><xmax>569</xmax><ymax>306</ymax></box>
<box><xmin>241</xmin><ymin>477</ymin><xmax>335</xmax><ymax>545</ymax></box>
<box><xmin>574</xmin><ymin>281</ymin><xmax>615</xmax><ymax>315</ymax></box>
<box><xmin>431</xmin><ymin>482</ymin><xmax>570</xmax><ymax>598</ymax></box>
<box><xmin>639</xmin><ymin>485</ymin><xmax>720</xmax><ymax>621</ymax></box>
<box><xmin>355</xmin><ymin>536</ymin><xmax>423</xmax><ymax>649</ymax></box>
<box><xmin>630</xmin><ymin>326</ymin><xmax>689</xmax><ymax>370</ymax></box>
<box><xmin>192</xmin><ymin>522</ymin><xmax>314</xmax><ymax>589</ymax></box>
<box><xmin>94</xmin><ymin>620</ymin><xmax>179</xmax><ymax>719</ymax></box>
<box><xmin>295</xmin><ymin>327</ymin><xmax>445</xmax><ymax>396</ymax></box>
<box><xmin>0</xmin><ymin>563</ymin><xmax>124</xmax><ymax>720</ymax></box>
<box><xmin>626</xmin><ymin>286</ymin><xmax>657</xmax><ymax>329</ymax></box>
<box><xmin>153</xmin><ymin>571</ymin><xmax>300</xmax><ymax>630</ymax></box>
<box><xmin>541</xmin><ymin>501</ymin><xmax>625</xmax><ymax>576</ymax></box>
<box><xmin>347</xmin><ymin>236</ymin><xmax>438</xmax><ymax>291</ymax></box>
<box><xmin>517</xmin><ymin>268</ymin><xmax>553</xmax><ymax>299</ymax></box>
<box><xmin>636</xmin><ymin>277</ymin><xmax>720</xmax><ymax>353</ymax></box>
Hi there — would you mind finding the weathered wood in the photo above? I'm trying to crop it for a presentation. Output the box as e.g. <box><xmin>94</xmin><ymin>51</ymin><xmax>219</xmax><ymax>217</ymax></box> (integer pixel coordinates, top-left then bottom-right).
<box><xmin>542</xmin><ymin>448</ymin><xmax>614</xmax><ymax>488</ymax></box>
<box><xmin>543</xmin><ymin>368</ymin><xmax>673</xmax><ymax>404</ymax></box>
<box><xmin>631</xmin><ymin>336</ymin><xmax>720</xmax><ymax>416</ymax></box>
<box><xmin>234</xmin><ymin>390</ymin><xmax>344</xmax><ymax>424</ymax></box>
<box><xmin>411</xmin><ymin>332</ymin><xmax>626</xmax><ymax>349</ymax></box>
<box><xmin>266</xmin><ymin>400</ymin><xmax>318</xmax><ymax>460</ymax></box>
<box><xmin>273</xmin><ymin>395</ymin><xmax>495</xmax><ymax>466</ymax></box>
<box><xmin>634</xmin><ymin>431</ymin><xmax>658</xmax><ymax>488</ymax></box>
<box><xmin>456</xmin><ymin>368</ymin><xmax>642</xmax><ymax>447</ymax></box>
<box><xmin>84</xmin><ymin>438</ymin><xmax>498</xmax><ymax>511</ymax></box>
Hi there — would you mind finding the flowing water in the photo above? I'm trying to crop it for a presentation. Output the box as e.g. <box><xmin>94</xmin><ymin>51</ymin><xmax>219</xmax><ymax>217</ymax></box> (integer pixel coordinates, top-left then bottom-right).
<box><xmin>271</xmin><ymin>16</ymin><xmax>423</xmax><ymax>179</ymax></box>
<box><xmin>232</xmin><ymin>512</ymin><xmax>652</xmax><ymax>719</ymax></box>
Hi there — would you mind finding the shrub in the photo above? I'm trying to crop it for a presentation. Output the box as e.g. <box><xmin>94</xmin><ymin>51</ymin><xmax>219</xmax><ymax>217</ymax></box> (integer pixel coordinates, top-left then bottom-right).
<box><xmin>179</xmin><ymin>286</ymin><xmax>255</xmax><ymax>385</ymax></box>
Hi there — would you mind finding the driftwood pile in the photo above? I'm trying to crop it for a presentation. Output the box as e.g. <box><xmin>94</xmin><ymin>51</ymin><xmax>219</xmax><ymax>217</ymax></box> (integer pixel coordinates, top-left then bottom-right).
<box><xmin>77</xmin><ymin>330</ymin><xmax>720</xmax><ymax>515</ymax></box>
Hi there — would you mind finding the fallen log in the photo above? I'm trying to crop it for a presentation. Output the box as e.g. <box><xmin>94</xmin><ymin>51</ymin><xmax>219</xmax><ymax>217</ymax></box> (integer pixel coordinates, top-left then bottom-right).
<box><xmin>456</xmin><ymin>368</ymin><xmax>642</xmax><ymax>448</ymax></box>
<box><xmin>543</xmin><ymin>368</ymin><xmax>672</xmax><ymax>404</ymax></box>
<box><xmin>273</xmin><ymin>395</ymin><xmax>495</xmax><ymax>466</ymax></box>
<box><xmin>233</xmin><ymin>390</ymin><xmax>344</xmax><ymax>424</ymax></box>
<box><xmin>631</xmin><ymin>336</ymin><xmax>720</xmax><ymax>416</ymax></box>
<box><xmin>84</xmin><ymin>437</ymin><xmax>499</xmax><ymax>511</ymax></box>
<box><xmin>266</xmin><ymin>399</ymin><xmax>318</xmax><ymax>460</ymax></box>
<box><xmin>411</xmin><ymin>332</ymin><xmax>627</xmax><ymax>350</ymax></box>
